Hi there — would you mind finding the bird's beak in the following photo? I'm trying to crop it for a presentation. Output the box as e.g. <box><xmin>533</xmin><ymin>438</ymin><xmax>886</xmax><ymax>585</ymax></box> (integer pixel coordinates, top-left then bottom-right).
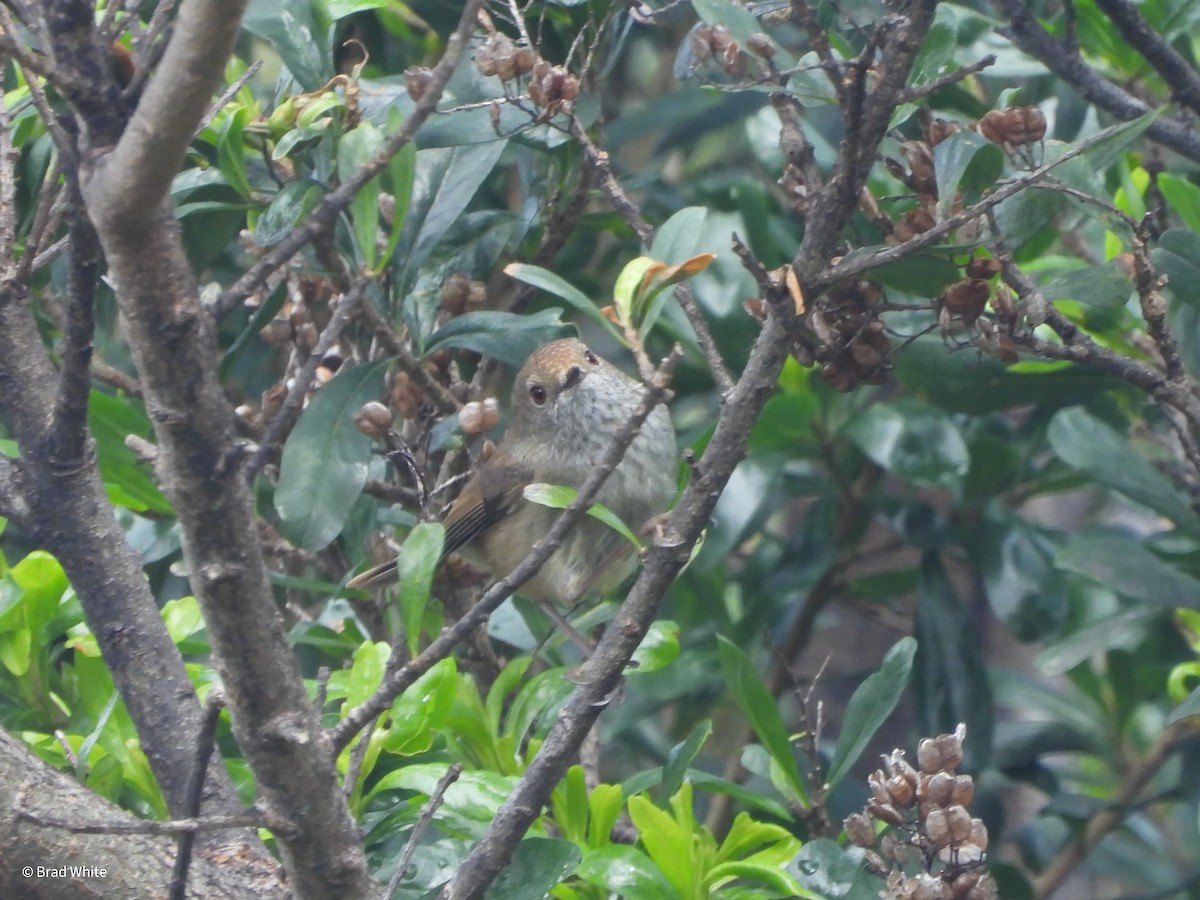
<box><xmin>562</xmin><ymin>364</ymin><xmax>584</xmax><ymax>391</ymax></box>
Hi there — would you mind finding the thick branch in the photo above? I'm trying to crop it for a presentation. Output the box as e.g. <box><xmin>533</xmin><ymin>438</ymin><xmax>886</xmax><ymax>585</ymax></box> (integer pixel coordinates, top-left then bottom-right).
<box><xmin>0</xmin><ymin>731</ymin><xmax>286</xmax><ymax>900</ymax></box>
<box><xmin>796</xmin><ymin>0</ymin><xmax>939</xmax><ymax>280</ymax></box>
<box><xmin>1092</xmin><ymin>0</ymin><xmax>1200</xmax><ymax>117</ymax></box>
<box><xmin>993</xmin><ymin>0</ymin><xmax>1200</xmax><ymax>163</ymax></box>
<box><xmin>82</xmin><ymin>0</ymin><xmax>246</xmax><ymax>226</ymax></box>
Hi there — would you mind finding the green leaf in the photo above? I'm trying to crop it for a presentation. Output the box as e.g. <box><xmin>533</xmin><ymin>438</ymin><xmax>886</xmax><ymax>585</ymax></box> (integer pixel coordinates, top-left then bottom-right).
<box><xmin>324</xmin><ymin>0</ymin><xmax>389</xmax><ymax>18</ymax></box>
<box><xmin>397</xmin><ymin>142</ymin><xmax>509</xmax><ymax>296</ymax></box>
<box><xmin>1041</xmin><ymin>265</ymin><xmax>1132</xmax><ymax>310</ymax></box>
<box><xmin>216</xmin><ymin>105</ymin><xmax>253</xmax><ymax>198</ymax></box>
<box><xmin>574</xmin><ymin>845</ymin><xmax>675</xmax><ymax>900</ymax></box>
<box><xmin>1167</xmin><ymin>685</ymin><xmax>1200</xmax><ymax>726</ymax></box>
<box><xmin>826</xmin><ymin>637</ymin><xmax>917</xmax><ymax>790</ymax></box>
<box><xmin>1159</xmin><ymin>173</ymin><xmax>1200</xmax><ymax>232</ymax></box>
<box><xmin>789</xmin><ymin>839</ymin><xmax>878</xmax><ymax>900</ymax></box>
<box><xmin>275</xmin><ymin>361</ymin><xmax>387</xmax><ymax>550</ymax></box>
<box><xmin>586</xmin><ymin>782</ymin><xmax>623</xmax><ymax>850</ymax></box>
<box><xmin>243</xmin><ymin>0</ymin><xmax>330</xmax><ymax>90</ymax></box>
<box><xmin>1152</xmin><ymin>228</ymin><xmax>1200</xmax><ymax>311</ymax></box>
<box><xmin>613</xmin><ymin>256</ymin><xmax>658</xmax><ymax>329</ymax></box>
<box><xmin>716</xmin><ymin>635</ymin><xmax>809</xmax><ymax>805</ymax></box>
<box><xmin>522</xmin><ymin>483</ymin><xmax>641</xmax><ymax>548</ymax></box>
<box><xmin>630</xmin><ymin>620</ymin><xmax>680</xmax><ymax>674</ymax></box>
<box><xmin>972</xmin><ymin>515</ymin><xmax>1068</xmax><ymax>641</ymax></box>
<box><xmin>1076</xmin><ymin>108</ymin><xmax>1163</xmax><ymax>171</ymax></box>
<box><xmin>87</xmin><ymin>392</ymin><xmax>173</xmax><ymax>516</ymax></box>
<box><xmin>895</xmin><ymin>337</ymin><xmax>1120</xmax><ymax>414</ymax></box>
<box><xmin>483</xmin><ymin>838</ymin><xmax>580</xmax><ymax>900</ymax></box>
<box><xmin>626</xmin><ymin>792</ymin><xmax>694</xmax><ymax>897</ymax></box>
<box><xmin>1036</xmin><ymin>606</ymin><xmax>1157</xmax><ymax>676</ymax></box>
<box><xmin>380</xmin><ymin>109</ymin><xmax>416</xmax><ymax>272</ymax></box>
<box><xmin>914</xmin><ymin>554</ymin><xmax>993</xmax><ymax>769</ymax></box>
<box><xmin>1056</xmin><ymin>530</ymin><xmax>1200</xmax><ymax>610</ymax></box>
<box><xmin>934</xmin><ymin>131</ymin><xmax>1003</xmax><ymax>216</ymax></box>
<box><xmin>338</xmin><ymin>122</ymin><xmax>383</xmax><ymax>270</ymax></box>
<box><xmin>1048</xmin><ymin>407</ymin><xmax>1200</xmax><ymax>536</ymax></box>
<box><xmin>256</xmin><ymin>181</ymin><xmax>322</xmax><ymax>246</ymax></box>
<box><xmin>649</xmin><ymin>206</ymin><xmax>707</xmax><ymax>263</ymax></box>
<box><xmin>385</xmin><ymin>656</ymin><xmax>457</xmax><ymax>755</ymax></box>
<box><xmin>425</xmin><ymin>309</ymin><xmax>566</xmax><ymax>368</ymax></box>
<box><xmin>396</xmin><ymin>523</ymin><xmax>444</xmax><ymax>656</ymax></box>
<box><xmin>846</xmin><ymin>400</ymin><xmax>969</xmax><ymax>492</ymax></box>
<box><xmin>660</xmin><ymin>719</ymin><xmax>711</xmax><ymax>804</ymax></box>
<box><xmin>503</xmin><ymin>263</ymin><xmax>622</xmax><ymax>340</ymax></box>
<box><xmin>339</xmin><ymin>641</ymin><xmax>389</xmax><ymax>710</ymax></box>
<box><xmin>869</xmin><ymin>251</ymin><xmax>963</xmax><ymax>297</ymax></box>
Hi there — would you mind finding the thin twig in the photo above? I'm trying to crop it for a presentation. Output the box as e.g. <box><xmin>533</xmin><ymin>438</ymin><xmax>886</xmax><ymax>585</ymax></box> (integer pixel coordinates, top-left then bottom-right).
<box><xmin>896</xmin><ymin>54</ymin><xmax>996</xmax><ymax>102</ymax></box>
<box><xmin>169</xmin><ymin>690</ymin><xmax>227</xmax><ymax>900</ymax></box>
<box><xmin>568</xmin><ymin>119</ymin><xmax>736</xmax><ymax>397</ymax></box>
<box><xmin>385</xmin><ymin>763</ymin><xmax>463</xmax><ymax>899</ymax></box>
<box><xmin>196</xmin><ymin>58</ymin><xmax>262</xmax><ymax>135</ymax></box>
<box><xmin>816</xmin><ymin>117</ymin><xmax>1164</xmax><ymax>290</ymax></box>
<box><xmin>245</xmin><ymin>276</ymin><xmax>372</xmax><ymax>480</ymax></box>
<box><xmin>1032</xmin><ymin>719</ymin><xmax>1200</xmax><ymax>898</ymax></box>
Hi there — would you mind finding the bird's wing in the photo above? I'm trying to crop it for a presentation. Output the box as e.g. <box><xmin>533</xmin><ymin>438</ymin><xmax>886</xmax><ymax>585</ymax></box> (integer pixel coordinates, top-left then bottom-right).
<box><xmin>440</xmin><ymin>455</ymin><xmax>534</xmax><ymax>561</ymax></box>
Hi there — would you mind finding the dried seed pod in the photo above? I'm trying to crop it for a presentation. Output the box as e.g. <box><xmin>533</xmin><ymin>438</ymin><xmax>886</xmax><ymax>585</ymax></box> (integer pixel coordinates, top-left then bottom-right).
<box><xmin>892</xmin><ymin>208</ymin><xmax>936</xmax><ymax>242</ymax></box>
<box><xmin>440</xmin><ymin>273</ymin><xmax>474</xmax><ymax>316</ymax></box>
<box><xmin>746</xmin><ymin>32</ymin><xmax>775</xmax><ymax>59</ymax></box>
<box><xmin>843</xmin><ymin>811</ymin><xmax>876</xmax><ymax>847</ymax></box>
<box><xmin>512</xmin><ymin>44</ymin><xmax>537</xmax><ymax>77</ymax></box>
<box><xmin>979</xmin><ymin>106</ymin><xmax>1046</xmax><ymax>147</ymax></box>
<box><xmin>260</xmin><ymin>317</ymin><xmax>292</xmax><ymax>345</ymax></box>
<box><xmin>965</xmin><ymin>257</ymin><xmax>1001</xmax><ymax>280</ymax></box>
<box><xmin>354</xmin><ymin>401</ymin><xmax>393</xmax><ymax>439</ymax></box>
<box><xmin>926</xmin><ymin>116</ymin><xmax>960</xmax><ymax>147</ymax></box>
<box><xmin>295</xmin><ymin>322</ymin><xmax>319</xmax><ymax>351</ymax></box>
<box><xmin>916</xmin><ymin>724</ymin><xmax>964</xmax><ymax>777</ymax></box>
<box><xmin>939</xmin><ymin>278</ymin><xmax>990</xmax><ymax>322</ymax></box>
<box><xmin>923</xmin><ymin>771</ymin><xmax>956</xmax><ymax>806</ymax></box>
<box><xmin>390</xmin><ymin>371</ymin><xmax>420</xmax><ymax>420</ymax></box>
<box><xmin>886</xmin><ymin>773</ymin><xmax>916</xmax><ymax>806</ymax></box>
<box><xmin>458</xmin><ymin>397</ymin><xmax>500</xmax><ymax>435</ymax></box>
<box><xmin>405</xmin><ymin>66</ymin><xmax>434</xmax><ymax>102</ymax></box>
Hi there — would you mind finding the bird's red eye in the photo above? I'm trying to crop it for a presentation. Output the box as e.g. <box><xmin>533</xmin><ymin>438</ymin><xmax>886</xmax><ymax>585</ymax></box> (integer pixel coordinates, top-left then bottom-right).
<box><xmin>584</xmin><ymin>349</ymin><xmax>598</xmax><ymax>365</ymax></box>
<box><xmin>529</xmin><ymin>384</ymin><xmax>547</xmax><ymax>406</ymax></box>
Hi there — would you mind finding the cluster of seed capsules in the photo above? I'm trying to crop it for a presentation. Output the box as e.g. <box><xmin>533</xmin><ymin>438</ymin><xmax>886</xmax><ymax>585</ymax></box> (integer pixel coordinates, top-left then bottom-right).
<box><xmin>842</xmin><ymin>725</ymin><xmax>998</xmax><ymax>900</ymax></box>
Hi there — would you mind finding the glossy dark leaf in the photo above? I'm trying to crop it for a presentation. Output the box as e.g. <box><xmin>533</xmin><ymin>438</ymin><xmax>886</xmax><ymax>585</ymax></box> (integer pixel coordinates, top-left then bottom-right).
<box><xmin>275</xmin><ymin>361</ymin><xmax>387</xmax><ymax>550</ymax></box>
<box><xmin>483</xmin><ymin>838</ymin><xmax>581</xmax><ymax>900</ymax></box>
<box><xmin>87</xmin><ymin>392</ymin><xmax>173</xmax><ymax>516</ymax></box>
<box><xmin>242</xmin><ymin>0</ymin><xmax>329</xmax><ymax>90</ymax></box>
<box><xmin>716</xmin><ymin>635</ymin><xmax>809</xmax><ymax>805</ymax></box>
<box><xmin>826</xmin><ymin>637</ymin><xmax>917</xmax><ymax>790</ymax></box>
<box><xmin>934</xmin><ymin>130</ymin><xmax>1003</xmax><ymax>216</ymax></box>
<box><xmin>1041</xmin><ymin>265</ymin><xmax>1132</xmax><ymax>310</ymax></box>
<box><xmin>788</xmin><ymin>839</ymin><xmax>878</xmax><ymax>900</ymax></box>
<box><xmin>424</xmin><ymin>309</ymin><xmax>566</xmax><ymax>367</ymax></box>
<box><xmin>1056</xmin><ymin>530</ymin><xmax>1200</xmax><ymax>610</ymax></box>
<box><xmin>1152</xmin><ymin>228</ymin><xmax>1200</xmax><ymax>311</ymax></box>
<box><xmin>661</xmin><ymin>719</ymin><xmax>712</xmax><ymax>801</ymax></box>
<box><xmin>1048</xmin><ymin>407</ymin><xmax>1200</xmax><ymax>536</ymax></box>
<box><xmin>846</xmin><ymin>400</ymin><xmax>969</xmax><ymax>492</ymax></box>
